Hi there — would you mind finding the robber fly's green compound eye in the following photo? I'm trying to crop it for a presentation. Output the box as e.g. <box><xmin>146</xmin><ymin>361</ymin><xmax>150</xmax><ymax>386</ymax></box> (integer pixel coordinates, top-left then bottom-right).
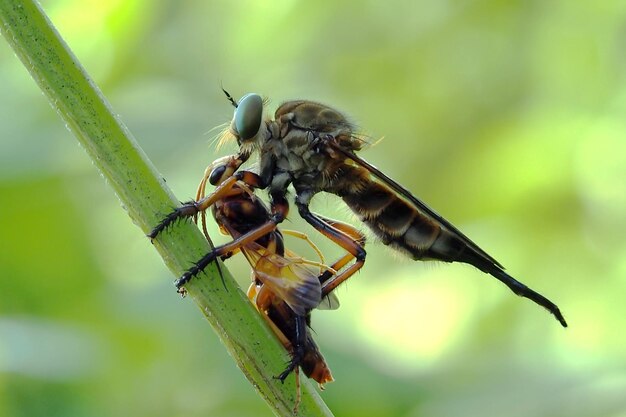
<box><xmin>234</xmin><ymin>93</ymin><xmax>263</xmax><ymax>141</ymax></box>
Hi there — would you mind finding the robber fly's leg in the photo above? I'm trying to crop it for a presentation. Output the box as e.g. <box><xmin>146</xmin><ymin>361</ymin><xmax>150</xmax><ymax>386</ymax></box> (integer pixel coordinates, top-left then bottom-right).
<box><xmin>174</xmin><ymin>216</ymin><xmax>284</xmax><ymax>289</ymax></box>
<box><xmin>277</xmin><ymin>314</ymin><xmax>307</xmax><ymax>383</ymax></box>
<box><xmin>177</xmin><ymin>248</ymin><xmax>246</xmax><ymax>292</ymax></box>
<box><xmin>149</xmin><ymin>153</ymin><xmax>251</xmax><ymax>240</ymax></box>
<box><xmin>176</xmin><ymin>195</ymin><xmax>288</xmax><ymax>290</ymax></box>
<box><xmin>296</xmin><ymin>202</ymin><xmax>366</xmax><ymax>295</ymax></box>
<box><xmin>312</xmin><ymin>215</ymin><xmax>367</xmax><ymax>287</ymax></box>
<box><xmin>147</xmin><ymin>175</ymin><xmax>241</xmax><ymax>240</ymax></box>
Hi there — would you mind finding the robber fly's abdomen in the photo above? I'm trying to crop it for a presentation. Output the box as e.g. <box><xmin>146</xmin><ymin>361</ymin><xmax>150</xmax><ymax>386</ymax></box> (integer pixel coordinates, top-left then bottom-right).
<box><xmin>337</xmin><ymin>167</ymin><xmax>471</xmax><ymax>264</ymax></box>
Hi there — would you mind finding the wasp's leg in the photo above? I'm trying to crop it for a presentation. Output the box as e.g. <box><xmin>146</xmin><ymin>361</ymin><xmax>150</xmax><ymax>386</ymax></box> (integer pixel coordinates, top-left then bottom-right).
<box><xmin>277</xmin><ymin>314</ymin><xmax>307</xmax><ymax>383</ymax></box>
<box><xmin>281</xmin><ymin>229</ymin><xmax>327</xmax><ymax>267</ymax></box>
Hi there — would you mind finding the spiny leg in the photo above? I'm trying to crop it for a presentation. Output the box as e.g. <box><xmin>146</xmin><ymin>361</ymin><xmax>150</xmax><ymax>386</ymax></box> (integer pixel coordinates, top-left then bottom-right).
<box><xmin>176</xmin><ymin>193</ymin><xmax>289</xmax><ymax>291</ymax></box>
<box><xmin>147</xmin><ymin>203</ymin><xmax>201</xmax><ymax>240</ymax></box>
<box><xmin>174</xmin><ymin>218</ymin><xmax>283</xmax><ymax>289</ymax></box>
<box><xmin>147</xmin><ymin>174</ymin><xmax>240</xmax><ymax>240</ymax></box>
<box><xmin>295</xmin><ymin>203</ymin><xmax>367</xmax><ymax>295</ymax></box>
<box><xmin>148</xmin><ymin>176</ymin><xmax>242</xmax><ymax>289</ymax></box>
<box><xmin>313</xmin><ymin>214</ymin><xmax>366</xmax><ymax>286</ymax></box>
<box><xmin>149</xmin><ymin>153</ymin><xmax>250</xmax><ymax>240</ymax></box>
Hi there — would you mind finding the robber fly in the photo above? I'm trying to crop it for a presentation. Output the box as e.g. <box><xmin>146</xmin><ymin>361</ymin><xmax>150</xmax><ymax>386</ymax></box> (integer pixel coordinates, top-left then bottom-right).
<box><xmin>164</xmin><ymin>90</ymin><xmax>567</xmax><ymax>327</ymax></box>
<box><xmin>149</xmin><ymin>155</ymin><xmax>362</xmax><ymax>396</ymax></box>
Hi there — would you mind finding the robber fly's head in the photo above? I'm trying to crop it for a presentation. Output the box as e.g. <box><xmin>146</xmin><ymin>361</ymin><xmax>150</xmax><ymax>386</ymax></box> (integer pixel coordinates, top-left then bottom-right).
<box><xmin>222</xmin><ymin>89</ymin><xmax>264</xmax><ymax>148</ymax></box>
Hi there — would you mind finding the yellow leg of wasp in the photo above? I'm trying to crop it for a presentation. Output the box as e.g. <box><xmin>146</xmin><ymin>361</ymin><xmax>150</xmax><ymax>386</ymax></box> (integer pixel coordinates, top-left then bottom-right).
<box><xmin>282</xmin><ymin>229</ymin><xmax>338</xmax><ymax>277</ymax></box>
<box><xmin>252</xmin><ymin>284</ymin><xmax>294</xmax><ymax>348</ymax></box>
<box><xmin>195</xmin><ymin>163</ymin><xmax>212</xmax><ymax>239</ymax></box>
<box><xmin>246</xmin><ymin>282</ymin><xmax>258</xmax><ymax>302</ymax></box>
<box><xmin>283</xmin><ymin>219</ymin><xmax>367</xmax><ymax>287</ymax></box>
<box><xmin>195</xmin><ymin>154</ymin><xmax>254</xmax><ymax>240</ymax></box>
<box><xmin>281</xmin><ymin>229</ymin><xmax>327</xmax><ymax>267</ymax></box>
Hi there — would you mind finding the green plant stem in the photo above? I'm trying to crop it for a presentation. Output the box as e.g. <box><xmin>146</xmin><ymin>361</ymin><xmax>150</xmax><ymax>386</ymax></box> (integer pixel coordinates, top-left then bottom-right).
<box><xmin>0</xmin><ymin>2</ymin><xmax>333</xmax><ymax>416</ymax></box>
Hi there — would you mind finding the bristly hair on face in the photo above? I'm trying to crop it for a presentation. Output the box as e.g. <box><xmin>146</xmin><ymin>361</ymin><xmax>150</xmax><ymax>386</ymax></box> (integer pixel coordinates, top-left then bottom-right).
<box><xmin>216</xmin><ymin>125</ymin><xmax>237</xmax><ymax>150</ymax></box>
<box><xmin>206</xmin><ymin>121</ymin><xmax>231</xmax><ymax>150</ymax></box>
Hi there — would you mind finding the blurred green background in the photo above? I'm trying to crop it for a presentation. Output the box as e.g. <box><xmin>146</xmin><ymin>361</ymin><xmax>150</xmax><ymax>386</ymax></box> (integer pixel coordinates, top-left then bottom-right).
<box><xmin>1</xmin><ymin>1</ymin><xmax>625</xmax><ymax>416</ymax></box>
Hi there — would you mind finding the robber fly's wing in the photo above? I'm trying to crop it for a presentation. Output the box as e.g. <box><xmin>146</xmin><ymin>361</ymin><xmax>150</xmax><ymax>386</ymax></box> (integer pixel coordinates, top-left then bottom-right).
<box><xmin>244</xmin><ymin>243</ymin><xmax>322</xmax><ymax>315</ymax></box>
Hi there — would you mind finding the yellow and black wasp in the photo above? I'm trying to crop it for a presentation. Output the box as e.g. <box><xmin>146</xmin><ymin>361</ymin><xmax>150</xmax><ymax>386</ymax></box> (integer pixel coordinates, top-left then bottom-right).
<box><xmin>149</xmin><ymin>154</ymin><xmax>364</xmax><ymax>401</ymax></box>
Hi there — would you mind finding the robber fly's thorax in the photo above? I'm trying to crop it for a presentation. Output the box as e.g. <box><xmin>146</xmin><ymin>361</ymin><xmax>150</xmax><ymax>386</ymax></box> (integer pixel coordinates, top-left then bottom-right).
<box><xmin>259</xmin><ymin>100</ymin><xmax>363</xmax><ymax>196</ymax></box>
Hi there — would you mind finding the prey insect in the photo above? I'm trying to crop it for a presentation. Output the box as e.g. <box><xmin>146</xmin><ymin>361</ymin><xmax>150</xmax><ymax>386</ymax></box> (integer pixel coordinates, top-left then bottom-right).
<box><xmin>186</xmin><ymin>90</ymin><xmax>567</xmax><ymax>327</ymax></box>
<box><xmin>149</xmin><ymin>155</ymin><xmax>362</xmax><ymax>396</ymax></box>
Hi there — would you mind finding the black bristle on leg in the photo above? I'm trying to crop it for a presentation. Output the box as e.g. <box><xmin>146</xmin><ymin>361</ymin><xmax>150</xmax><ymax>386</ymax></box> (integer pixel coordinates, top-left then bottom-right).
<box><xmin>174</xmin><ymin>249</ymin><xmax>222</xmax><ymax>290</ymax></box>
<box><xmin>147</xmin><ymin>202</ymin><xmax>200</xmax><ymax>240</ymax></box>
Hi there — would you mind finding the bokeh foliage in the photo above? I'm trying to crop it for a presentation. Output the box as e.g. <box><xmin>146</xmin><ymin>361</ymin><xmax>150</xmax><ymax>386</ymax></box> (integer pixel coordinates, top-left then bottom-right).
<box><xmin>1</xmin><ymin>1</ymin><xmax>625</xmax><ymax>416</ymax></box>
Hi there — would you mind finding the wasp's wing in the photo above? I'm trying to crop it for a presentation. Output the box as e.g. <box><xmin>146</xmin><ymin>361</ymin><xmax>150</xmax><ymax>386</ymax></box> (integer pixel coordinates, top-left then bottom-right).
<box><xmin>243</xmin><ymin>243</ymin><xmax>322</xmax><ymax>315</ymax></box>
<box><xmin>281</xmin><ymin>248</ymin><xmax>340</xmax><ymax>310</ymax></box>
<box><xmin>318</xmin><ymin>293</ymin><xmax>340</xmax><ymax>310</ymax></box>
